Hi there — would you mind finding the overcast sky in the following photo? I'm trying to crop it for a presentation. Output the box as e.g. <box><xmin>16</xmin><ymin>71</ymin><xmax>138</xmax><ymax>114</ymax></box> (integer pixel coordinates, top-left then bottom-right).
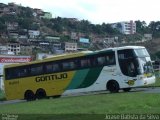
<box><xmin>1</xmin><ymin>0</ymin><xmax>160</xmax><ymax>24</ymax></box>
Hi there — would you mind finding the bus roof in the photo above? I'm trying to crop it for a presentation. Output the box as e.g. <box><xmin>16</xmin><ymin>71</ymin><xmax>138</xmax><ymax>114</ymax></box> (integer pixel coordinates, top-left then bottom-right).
<box><xmin>4</xmin><ymin>46</ymin><xmax>145</xmax><ymax>68</ymax></box>
<box><xmin>100</xmin><ymin>46</ymin><xmax>145</xmax><ymax>51</ymax></box>
<box><xmin>4</xmin><ymin>51</ymin><xmax>93</xmax><ymax>68</ymax></box>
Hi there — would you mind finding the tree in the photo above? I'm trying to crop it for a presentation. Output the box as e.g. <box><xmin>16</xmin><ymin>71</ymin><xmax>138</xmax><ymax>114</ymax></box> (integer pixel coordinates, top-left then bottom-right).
<box><xmin>0</xmin><ymin>21</ymin><xmax>6</xmax><ymax>33</ymax></box>
<box><xmin>18</xmin><ymin>18</ymin><xmax>33</xmax><ymax>29</ymax></box>
<box><xmin>2</xmin><ymin>14</ymin><xmax>18</xmax><ymax>22</ymax></box>
<box><xmin>18</xmin><ymin>6</ymin><xmax>34</xmax><ymax>18</ymax></box>
<box><xmin>148</xmin><ymin>21</ymin><xmax>160</xmax><ymax>38</ymax></box>
<box><xmin>135</xmin><ymin>20</ymin><xmax>148</xmax><ymax>34</ymax></box>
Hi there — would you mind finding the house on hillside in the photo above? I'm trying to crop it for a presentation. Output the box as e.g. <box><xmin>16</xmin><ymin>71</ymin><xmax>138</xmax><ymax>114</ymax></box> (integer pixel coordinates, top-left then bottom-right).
<box><xmin>33</xmin><ymin>8</ymin><xmax>44</xmax><ymax>17</ymax></box>
<box><xmin>6</xmin><ymin>22</ymin><xmax>18</xmax><ymax>31</ymax></box>
<box><xmin>0</xmin><ymin>3</ymin><xmax>7</xmax><ymax>16</ymax></box>
<box><xmin>7</xmin><ymin>42</ymin><xmax>20</xmax><ymax>55</ymax></box>
<box><xmin>111</xmin><ymin>20</ymin><xmax>136</xmax><ymax>34</ymax></box>
<box><xmin>71</xmin><ymin>32</ymin><xmax>78</xmax><ymax>40</ymax></box>
<box><xmin>40</xmin><ymin>12</ymin><xmax>52</xmax><ymax>19</ymax></box>
<box><xmin>0</xmin><ymin>45</ymin><xmax>8</xmax><ymax>55</ymax></box>
<box><xmin>64</xmin><ymin>42</ymin><xmax>77</xmax><ymax>52</ymax></box>
<box><xmin>45</xmin><ymin>36</ymin><xmax>60</xmax><ymax>42</ymax></box>
<box><xmin>20</xmin><ymin>44</ymin><xmax>33</xmax><ymax>55</ymax></box>
<box><xmin>28</xmin><ymin>30</ymin><xmax>40</xmax><ymax>39</ymax></box>
<box><xmin>9</xmin><ymin>32</ymin><xmax>19</xmax><ymax>39</ymax></box>
<box><xmin>144</xmin><ymin>34</ymin><xmax>152</xmax><ymax>41</ymax></box>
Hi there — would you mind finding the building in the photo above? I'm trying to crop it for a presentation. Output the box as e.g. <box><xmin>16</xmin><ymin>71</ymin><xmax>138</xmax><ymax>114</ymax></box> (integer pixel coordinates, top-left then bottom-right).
<box><xmin>71</xmin><ymin>32</ymin><xmax>78</xmax><ymax>40</ymax></box>
<box><xmin>64</xmin><ymin>42</ymin><xmax>77</xmax><ymax>52</ymax></box>
<box><xmin>20</xmin><ymin>44</ymin><xmax>33</xmax><ymax>55</ymax></box>
<box><xmin>33</xmin><ymin>8</ymin><xmax>44</xmax><ymax>15</ymax></box>
<box><xmin>144</xmin><ymin>34</ymin><xmax>152</xmax><ymax>41</ymax></box>
<box><xmin>40</xmin><ymin>12</ymin><xmax>52</xmax><ymax>19</ymax></box>
<box><xmin>6</xmin><ymin>22</ymin><xmax>18</xmax><ymax>30</ymax></box>
<box><xmin>28</xmin><ymin>30</ymin><xmax>40</xmax><ymax>39</ymax></box>
<box><xmin>7</xmin><ymin>43</ymin><xmax>20</xmax><ymax>55</ymax></box>
<box><xmin>111</xmin><ymin>20</ymin><xmax>136</xmax><ymax>34</ymax></box>
<box><xmin>53</xmin><ymin>42</ymin><xmax>62</xmax><ymax>50</ymax></box>
<box><xmin>45</xmin><ymin>36</ymin><xmax>60</xmax><ymax>42</ymax></box>
<box><xmin>0</xmin><ymin>45</ymin><xmax>8</xmax><ymax>54</ymax></box>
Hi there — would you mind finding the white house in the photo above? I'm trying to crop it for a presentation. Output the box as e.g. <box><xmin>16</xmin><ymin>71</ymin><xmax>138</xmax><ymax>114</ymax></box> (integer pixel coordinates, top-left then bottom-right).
<box><xmin>7</xmin><ymin>43</ymin><xmax>20</xmax><ymax>55</ymax></box>
<box><xmin>28</xmin><ymin>30</ymin><xmax>40</xmax><ymax>39</ymax></box>
<box><xmin>111</xmin><ymin>20</ymin><xmax>136</xmax><ymax>35</ymax></box>
<box><xmin>64</xmin><ymin>42</ymin><xmax>77</xmax><ymax>52</ymax></box>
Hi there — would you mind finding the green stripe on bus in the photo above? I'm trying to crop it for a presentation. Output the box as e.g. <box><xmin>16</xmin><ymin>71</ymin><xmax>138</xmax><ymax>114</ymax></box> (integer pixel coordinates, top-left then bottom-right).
<box><xmin>66</xmin><ymin>69</ymin><xmax>90</xmax><ymax>90</ymax></box>
<box><xmin>78</xmin><ymin>67</ymin><xmax>103</xmax><ymax>88</ymax></box>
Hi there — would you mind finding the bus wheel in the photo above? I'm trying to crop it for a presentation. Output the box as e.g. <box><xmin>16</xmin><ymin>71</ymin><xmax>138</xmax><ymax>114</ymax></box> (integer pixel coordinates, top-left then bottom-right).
<box><xmin>36</xmin><ymin>88</ymin><xmax>46</xmax><ymax>99</ymax></box>
<box><xmin>24</xmin><ymin>90</ymin><xmax>35</xmax><ymax>101</ymax></box>
<box><xmin>107</xmin><ymin>80</ymin><xmax>119</xmax><ymax>93</ymax></box>
<box><xmin>123</xmin><ymin>88</ymin><xmax>131</xmax><ymax>92</ymax></box>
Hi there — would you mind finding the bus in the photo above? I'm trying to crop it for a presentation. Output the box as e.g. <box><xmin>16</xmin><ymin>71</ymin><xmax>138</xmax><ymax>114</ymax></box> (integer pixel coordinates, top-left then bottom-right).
<box><xmin>3</xmin><ymin>46</ymin><xmax>155</xmax><ymax>101</ymax></box>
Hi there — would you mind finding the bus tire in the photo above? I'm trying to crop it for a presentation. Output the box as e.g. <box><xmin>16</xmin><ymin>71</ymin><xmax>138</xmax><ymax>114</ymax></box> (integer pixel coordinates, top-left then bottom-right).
<box><xmin>24</xmin><ymin>90</ymin><xmax>35</xmax><ymax>101</ymax></box>
<box><xmin>123</xmin><ymin>88</ymin><xmax>131</xmax><ymax>92</ymax></box>
<box><xmin>107</xmin><ymin>80</ymin><xmax>119</xmax><ymax>93</ymax></box>
<box><xmin>36</xmin><ymin>88</ymin><xmax>46</xmax><ymax>99</ymax></box>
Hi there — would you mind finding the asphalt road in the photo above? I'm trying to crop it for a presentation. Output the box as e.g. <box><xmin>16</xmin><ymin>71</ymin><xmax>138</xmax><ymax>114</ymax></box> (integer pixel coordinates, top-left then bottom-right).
<box><xmin>0</xmin><ymin>87</ymin><xmax>160</xmax><ymax>105</ymax></box>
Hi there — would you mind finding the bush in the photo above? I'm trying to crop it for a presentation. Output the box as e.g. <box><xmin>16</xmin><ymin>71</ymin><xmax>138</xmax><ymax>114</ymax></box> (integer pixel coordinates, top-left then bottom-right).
<box><xmin>0</xmin><ymin>89</ymin><xmax>6</xmax><ymax>101</ymax></box>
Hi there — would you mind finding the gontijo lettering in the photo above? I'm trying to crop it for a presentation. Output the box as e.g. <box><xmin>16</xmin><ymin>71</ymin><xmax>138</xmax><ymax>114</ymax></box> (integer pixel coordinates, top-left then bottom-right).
<box><xmin>35</xmin><ymin>73</ymin><xmax>68</xmax><ymax>82</ymax></box>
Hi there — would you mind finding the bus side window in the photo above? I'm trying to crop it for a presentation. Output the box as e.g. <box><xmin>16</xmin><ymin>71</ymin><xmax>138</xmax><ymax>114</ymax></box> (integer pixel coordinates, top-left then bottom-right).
<box><xmin>90</xmin><ymin>56</ymin><xmax>98</xmax><ymax>67</ymax></box>
<box><xmin>5</xmin><ymin>68</ymin><xmax>16</xmax><ymax>80</ymax></box>
<box><xmin>62</xmin><ymin>61</ymin><xmax>76</xmax><ymax>71</ymax></box>
<box><xmin>62</xmin><ymin>62</ymin><xmax>70</xmax><ymax>70</ymax></box>
<box><xmin>18</xmin><ymin>67</ymin><xmax>28</xmax><ymax>77</ymax></box>
<box><xmin>46</xmin><ymin>63</ymin><xmax>60</xmax><ymax>73</ymax></box>
<box><xmin>46</xmin><ymin>64</ymin><xmax>52</xmax><ymax>72</ymax></box>
<box><xmin>80</xmin><ymin>59</ymin><xmax>91</xmax><ymax>68</ymax></box>
<box><xmin>97</xmin><ymin>56</ymin><xmax>106</xmax><ymax>65</ymax></box>
<box><xmin>106</xmin><ymin>54</ymin><xmax>115</xmax><ymax>65</ymax></box>
<box><xmin>30</xmin><ymin>65</ymin><xmax>43</xmax><ymax>76</ymax></box>
<box><xmin>53</xmin><ymin>64</ymin><xmax>60</xmax><ymax>72</ymax></box>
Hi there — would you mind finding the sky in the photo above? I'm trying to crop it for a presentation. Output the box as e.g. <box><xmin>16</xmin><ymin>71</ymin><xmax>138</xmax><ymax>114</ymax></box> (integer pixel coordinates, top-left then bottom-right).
<box><xmin>1</xmin><ymin>0</ymin><xmax>160</xmax><ymax>24</ymax></box>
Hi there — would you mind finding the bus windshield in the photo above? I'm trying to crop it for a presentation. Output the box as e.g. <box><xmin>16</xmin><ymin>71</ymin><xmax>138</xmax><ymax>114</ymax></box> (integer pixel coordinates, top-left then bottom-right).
<box><xmin>134</xmin><ymin>48</ymin><xmax>150</xmax><ymax>57</ymax></box>
<box><xmin>118</xmin><ymin>48</ymin><xmax>154</xmax><ymax>77</ymax></box>
<box><xmin>139</xmin><ymin>57</ymin><xmax>154</xmax><ymax>76</ymax></box>
<box><xmin>134</xmin><ymin>49</ymin><xmax>154</xmax><ymax>76</ymax></box>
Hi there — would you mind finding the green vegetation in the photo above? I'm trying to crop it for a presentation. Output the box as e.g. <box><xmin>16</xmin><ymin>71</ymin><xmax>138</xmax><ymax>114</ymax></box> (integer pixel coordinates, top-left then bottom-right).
<box><xmin>0</xmin><ymin>72</ymin><xmax>159</xmax><ymax>120</ymax></box>
<box><xmin>154</xmin><ymin>74</ymin><xmax>160</xmax><ymax>86</ymax></box>
<box><xmin>136</xmin><ymin>20</ymin><xmax>160</xmax><ymax>38</ymax></box>
<box><xmin>0</xmin><ymin>74</ymin><xmax>160</xmax><ymax>120</ymax></box>
<box><xmin>0</xmin><ymin>89</ymin><xmax>5</xmax><ymax>101</ymax></box>
<box><xmin>0</xmin><ymin>93</ymin><xmax>160</xmax><ymax>119</ymax></box>
<box><xmin>155</xmin><ymin>51</ymin><xmax>160</xmax><ymax>59</ymax></box>
<box><xmin>1</xmin><ymin>3</ymin><xmax>160</xmax><ymax>39</ymax></box>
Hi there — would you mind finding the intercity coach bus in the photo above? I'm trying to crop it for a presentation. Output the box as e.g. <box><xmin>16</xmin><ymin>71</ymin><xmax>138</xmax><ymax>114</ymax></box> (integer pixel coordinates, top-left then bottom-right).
<box><xmin>3</xmin><ymin>46</ymin><xmax>155</xmax><ymax>101</ymax></box>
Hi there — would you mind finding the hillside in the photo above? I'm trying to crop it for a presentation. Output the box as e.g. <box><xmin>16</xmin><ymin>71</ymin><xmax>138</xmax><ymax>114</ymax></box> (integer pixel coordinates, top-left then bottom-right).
<box><xmin>143</xmin><ymin>39</ymin><xmax>160</xmax><ymax>53</ymax></box>
<box><xmin>143</xmin><ymin>39</ymin><xmax>160</xmax><ymax>59</ymax></box>
<box><xmin>1</xmin><ymin>2</ymin><xmax>160</xmax><ymax>58</ymax></box>
<box><xmin>127</xmin><ymin>38</ymin><xmax>160</xmax><ymax>59</ymax></box>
